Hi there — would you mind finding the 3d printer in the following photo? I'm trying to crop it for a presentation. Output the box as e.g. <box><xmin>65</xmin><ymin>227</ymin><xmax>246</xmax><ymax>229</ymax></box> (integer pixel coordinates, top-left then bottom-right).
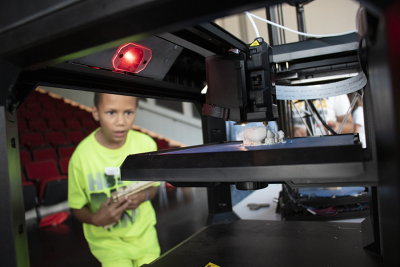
<box><xmin>0</xmin><ymin>0</ymin><xmax>399</xmax><ymax>266</ymax></box>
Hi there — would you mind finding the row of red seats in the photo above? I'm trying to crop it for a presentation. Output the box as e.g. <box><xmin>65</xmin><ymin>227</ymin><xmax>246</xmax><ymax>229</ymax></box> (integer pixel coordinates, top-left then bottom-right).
<box><xmin>20</xmin><ymin>146</ymin><xmax>75</xmax><ymax>166</ymax></box>
<box><xmin>21</xmin><ymin>91</ymin><xmax>58</xmax><ymax>104</ymax></box>
<box><xmin>20</xmin><ymin>131</ymin><xmax>89</xmax><ymax>150</ymax></box>
<box><xmin>20</xmin><ymin>145</ymin><xmax>74</xmax><ymax>203</ymax></box>
<box><xmin>18</xmin><ymin>118</ymin><xmax>97</xmax><ymax>132</ymax></box>
<box><xmin>20</xmin><ymin>99</ymin><xmax>76</xmax><ymax>109</ymax></box>
<box><xmin>154</xmin><ymin>139</ymin><xmax>175</xmax><ymax>150</ymax></box>
<box><xmin>19</xmin><ymin>91</ymin><xmax>85</xmax><ymax>214</ymax></box>
<box><xmin>20</xmin><ymin>101</ymin><xmax>75</xmax><ymax>112</ymax></box>
<box><xmin>20</xmin><ymin>91</ymin><xmax>70</xmax><ymax>214</ymax></box>
<box><xmin>19</xmin><ymin>109</ymin><xmax>93</xmax><ymax>120</ymax></box>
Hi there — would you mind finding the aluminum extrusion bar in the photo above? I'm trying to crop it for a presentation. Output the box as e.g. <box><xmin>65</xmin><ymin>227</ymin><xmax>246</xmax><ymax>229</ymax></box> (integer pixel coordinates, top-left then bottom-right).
<box><xmin>16</xmin><ymin>63</ymin><xmax>205</xmax><ymax>103</ymax></box>
<box><xmin>0</xmin><ymin>60</ymin><xmax>29</xmax><ymax>267</ymax></box>
<box><xmin>271</xmin><ymin>33</ymin><xmax>358</xmax><ymax>63</ymax></box>
<box><xmin>169</xmin><ymin>22</ymin><xmax>248</xmax><ymax>55</ymax></box>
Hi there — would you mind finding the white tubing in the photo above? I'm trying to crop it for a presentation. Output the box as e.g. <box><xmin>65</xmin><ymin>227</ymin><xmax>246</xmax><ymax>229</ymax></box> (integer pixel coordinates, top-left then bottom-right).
<box><xmin>246</xmin><ymin>12</ymin><xmax>357</xmax><ymax>38</ymax></box>
<box><xmin>245</xmin><ymin>11</ymin><xmax>260</xmax><ymax>37</ymax></box>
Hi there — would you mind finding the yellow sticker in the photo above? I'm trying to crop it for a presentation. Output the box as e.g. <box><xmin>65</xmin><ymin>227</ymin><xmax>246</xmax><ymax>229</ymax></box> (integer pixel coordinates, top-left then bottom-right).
<box><xmin>205</xmin><ymin>263</ymin><xmax>220</xmax><ymax>267</ymax></box>
<box><xmin>250</xmin><ymin>40</ymin><xmax>260</xmax><ymax>47</ymax></box>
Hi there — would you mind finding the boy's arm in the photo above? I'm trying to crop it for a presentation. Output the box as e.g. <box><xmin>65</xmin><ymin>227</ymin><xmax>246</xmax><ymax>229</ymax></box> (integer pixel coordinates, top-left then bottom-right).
<box><xmin>126</xmin><ymin>187</ymin><xmax>157</xmax><ymax>210</ymax></box>
<box><xmin>72</xmin><ymin>197</ymin><xmax>131</xmax><ymax>227</ymax></box>
<box><xmin>328</xmin><ymin>114</ymin><xmax>354</xmax><ymax>134</ymax></box>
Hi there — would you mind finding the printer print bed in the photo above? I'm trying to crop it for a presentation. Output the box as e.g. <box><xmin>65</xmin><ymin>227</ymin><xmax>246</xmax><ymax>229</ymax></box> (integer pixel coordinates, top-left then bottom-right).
<box><xmin>162</xmin><ymin>135</ymin><xmax>356</xmax><ymax>155</ymax></box>
<box><xmin>121</xmin><ymin>133</ymin><xmax>362</xmax><ymax>173</ymax></box>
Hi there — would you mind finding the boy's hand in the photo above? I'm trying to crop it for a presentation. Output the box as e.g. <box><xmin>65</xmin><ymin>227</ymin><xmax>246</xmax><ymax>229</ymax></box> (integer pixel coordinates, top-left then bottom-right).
<box><xmin>126</xmin><ymin>190</ymin><xmax>146</xmax><ymax>210</ymax></box>
<box><xmin>91</xmin><ymin>197</ymin><xmax>131</xmax><ymax>227</ymax></box>
<box><xmin>294</xmin><ymin>127</ymin><xmax>307</xmax><ymax>137</ymax></box>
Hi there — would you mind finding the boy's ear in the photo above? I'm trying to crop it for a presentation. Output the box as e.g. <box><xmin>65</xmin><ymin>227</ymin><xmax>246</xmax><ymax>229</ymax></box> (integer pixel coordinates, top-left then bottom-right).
<box><xmin>92</xmin><ymin>106</ymin><xmax>99</xmax><ymax>121</ymax></box>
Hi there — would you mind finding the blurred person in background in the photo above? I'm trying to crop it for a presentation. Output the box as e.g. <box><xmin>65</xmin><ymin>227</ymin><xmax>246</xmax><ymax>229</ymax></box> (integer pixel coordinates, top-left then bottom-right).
<box><xmin>292</xmin><ymin>95</ymin><xmax>354</xmax><ymax>137</ymax></box>
<box><xmin>349</xmin><ymin>92</ymin><xmax>366</xmax><ymax>148</ymax></box>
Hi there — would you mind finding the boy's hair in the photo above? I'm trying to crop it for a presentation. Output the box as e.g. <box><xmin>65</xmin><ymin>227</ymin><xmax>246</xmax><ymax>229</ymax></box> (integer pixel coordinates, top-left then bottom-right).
<box><xmin>94</xmin><ymin>93</ymin><xmax>139</xmax><ymax>108</ymax></box>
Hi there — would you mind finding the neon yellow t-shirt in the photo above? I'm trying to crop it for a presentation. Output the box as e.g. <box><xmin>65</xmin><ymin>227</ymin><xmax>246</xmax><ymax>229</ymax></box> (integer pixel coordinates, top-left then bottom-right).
<box><xmin>68</xmin><ymin>129</ymin><xmax>160</xmax><ymax>264</ymax></box>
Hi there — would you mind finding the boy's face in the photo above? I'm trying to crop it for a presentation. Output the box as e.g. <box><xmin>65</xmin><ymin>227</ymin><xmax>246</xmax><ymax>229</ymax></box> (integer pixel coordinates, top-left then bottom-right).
<box><xmin>92</xmin><ymin>94</ymin><xmax>137</xmax><ymax>144</ymax></box>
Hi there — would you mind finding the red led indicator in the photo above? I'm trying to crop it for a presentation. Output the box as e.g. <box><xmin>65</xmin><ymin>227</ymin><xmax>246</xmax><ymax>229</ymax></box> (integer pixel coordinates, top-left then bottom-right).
<box><xmin>112</xmin><ymin>43</ymin><xmax>152</xmax><ymax>73</ymax></box>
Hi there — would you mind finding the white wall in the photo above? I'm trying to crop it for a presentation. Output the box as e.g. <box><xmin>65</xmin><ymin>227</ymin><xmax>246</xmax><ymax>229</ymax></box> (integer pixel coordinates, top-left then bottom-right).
<box><xmin>215</xmin><ymin>0</ymin><xmax>360</xmax><ymax>45</ymax></box>
<box><xmin>43</xmin><ymin>86</ymin><xmax>95</xmax><ymax>107</ymax></box>
<box><xmin>135</xmin><ymin>100</ymin><xmax>202</xmax><ymax>146</ymax></box>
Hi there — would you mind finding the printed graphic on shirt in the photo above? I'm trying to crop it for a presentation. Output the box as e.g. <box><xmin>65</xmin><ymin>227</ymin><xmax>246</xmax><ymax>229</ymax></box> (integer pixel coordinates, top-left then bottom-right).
<box><xmin>87</xmin><ymin>172</ymin><xmax>137</xmax><ymax>230</ymax></box>
<box><xmin>104</xmin><ymin>173</ymin><xmax>116</xmax><ymax>188</ymax></box>
<box><xmin>90</xmin><ymin>192</ymin><xmax>108</xmax><ymax>211</ymax></box>
<box><xmin>118</xmin><ymin>209</ymin><xmax>138</xmax><ymax>229</ymax></box>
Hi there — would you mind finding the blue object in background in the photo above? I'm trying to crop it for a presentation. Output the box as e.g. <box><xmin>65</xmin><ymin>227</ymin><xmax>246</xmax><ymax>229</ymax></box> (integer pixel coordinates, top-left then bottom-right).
<box><xmin>298</xmin><ymin>187</ymin><xmax>366</xmax><ymax>198</ymax></box>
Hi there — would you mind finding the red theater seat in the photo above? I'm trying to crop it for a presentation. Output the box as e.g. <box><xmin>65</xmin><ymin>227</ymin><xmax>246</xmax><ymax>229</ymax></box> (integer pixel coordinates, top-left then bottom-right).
<box><xmin>26</xmin><ymin>102</ymin><xmax>41</xmax><ymax>111</ymax></box>
<box><xmin>58</xmin><ymin>146</ymin><xmax>76</xmax><ymax>159</ymax></box>
<box><xmin>66</xmin><ymin>131</ymin><xmax>84</xmax><ymax>144</ymax></box>
<box><xmin>59</xmin><ymin>157</ymin><xmax>70</xmax><ymax>175</ymax></box>
<box><xmin>84</xmin><ymin>112</ymin><xmax>93</xmax><ymax>119</ymax></box>
<box><xmin>155</xmin><ymin>139</ymin><xmax>169</xmax><ymax>150</ymax></box>
<box><xmin>82</xmin><ymin>120</ymin><xmax>97</xmax><ymax>131</ymax></box>
<box><xmin>48</xmin><ymin>119</ymin><xmax>66</xmax><ymax>131</ymax></box>
<box><xmin>21</xmin><ymin>171</ymin><xmax>29</xmax><ymax>182</ymax></box>
<box><xmin>29</xmin><ymin>119</ymin><xmax>48</xmax><ymax>132</ymax></box>
<box><xmin>53</xmin><ymin>98</ymin><xmax>65</xmax><ymax>104</ymax></box>
<box><xmin>42</xmin><ymin>103</ymin><xmax>56</xmax><ymax>111</ymax></box>
<box><xmin>73</xmin><ymin>111</ymin><xmax>87</xmax><ymax>120</ymax></box>
<box><xmin>22</xmin><ymin>181</ymin><xmax>38</xmax><ymax>211</ymax></box>
<box><xmin>84</xmin><ymin>129</ymin><xmax>95</xmax><ymax>136</ymax></box>
<box><xmin>57</xmin><ymin>103</ymin><xmax>70</xmax><ymax>111</ymax></box>
<box><xmin>66</xmin><ymin>120</ymin><xmax>81</xmax><ymax>130</ymax></box>
<box><xmin>71</xmin><ymin>106</ymin><xmax>82</xmax><ymax>112</ymax></box>
<box><xmin>37</xmin><ymin>94</ymin><xmax>52</xmax><ymax>103</ymax></box>
<box><xmin>58</xmin><ymin>111</ymin><xmax>71</xmax><ymax>120</ymax></box>
<box><xmin>45</xmin><ymin>132</ymin><xmax>67</xmax><ymax>147</ymax></box>
<box><xmin>26</xmin><ymin>160</ymin><xmax>64</xmax><ymax>183</ymax></box>
<box><xmin>40</xmin><ymin>177</ymin><xmax>68</xmax><ymax>204</ymax></box>
<box><xmin>26</xmin><ymin>160</ymin><xmax>67</xmax><ymax>203</ymax></box>
<box><xmin>41</xmin><ymin>110</ymin><xmax>57</xmax><ymax>120</ymax></box>
<box><xmin>17</xmin><ymin>112</ymin><xmax>24</xmax><ymax>121</ymax></box>
<box><xmin>20</xmin><ymin>132</ymin><xmax>45</xmax><ymax>149</ymax></box>
<box><xmin>25</xmin><ymin>93</ymin><xmax>38</xmax><ymax>103</ymax></box>
<box><xmin>20</xmin><ymin>150</ymin><xmax>32</xmax><ymax>168</ymax></box>
<box><xmin>21</xmin><ymin>110</ymin><xmax>39</xmax><ymax>120</ymax></box>
<box><xmin>18</xmin><ymin>121</ymin><xmax>28</xmax><ymax>132</ymax></box>
<box><xmin>33</xmin><ymin>148</ymin><xmax>58</xmax><ymax>162</ymax></box>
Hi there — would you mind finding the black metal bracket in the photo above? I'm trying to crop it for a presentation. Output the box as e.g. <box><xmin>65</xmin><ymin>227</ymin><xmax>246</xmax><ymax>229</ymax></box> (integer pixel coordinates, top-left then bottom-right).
<box><xmin>0</xmin><ymin>59</ymin><xmax>29</xmax><ymax>267</ymax></box>
<box><xmin>202</xmin><ymin>116</ymin><xmax>239</xmax><ymax>225</ymax></box>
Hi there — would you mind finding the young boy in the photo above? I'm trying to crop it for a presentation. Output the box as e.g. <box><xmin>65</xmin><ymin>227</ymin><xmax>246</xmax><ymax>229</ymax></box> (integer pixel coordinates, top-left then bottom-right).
<box><xmin>68</xmin><ymin>93</ymin><xmax>160</xmax><ymax>267</ymax></box>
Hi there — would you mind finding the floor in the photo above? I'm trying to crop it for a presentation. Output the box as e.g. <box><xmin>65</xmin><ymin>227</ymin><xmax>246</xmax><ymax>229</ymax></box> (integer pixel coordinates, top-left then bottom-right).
<box><xmin>233</xmin><ymin>184</ymin><xmax>281</xmax><ymax>221</ymax></box>
<box><xmin>25</xmin><ymin>183</ymin><xmax>362</xmax><ymax>266</ymax></box>
<box><xmin>26</xmin><ymin>184</ymin><xmax>210</xmax><ymax>267</ymax></box>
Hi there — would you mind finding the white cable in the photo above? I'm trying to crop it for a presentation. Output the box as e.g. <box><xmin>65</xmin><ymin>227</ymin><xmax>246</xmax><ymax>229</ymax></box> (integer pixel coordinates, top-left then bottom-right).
<box><xmin>245</xmin><ymin>12</ymin><xmax>357</xmax><ymax>38</ymax></box>
<box><xmin>245</xmin><ymin>11</ymin><xmax>260</xmax><ymax>37</ymax></box>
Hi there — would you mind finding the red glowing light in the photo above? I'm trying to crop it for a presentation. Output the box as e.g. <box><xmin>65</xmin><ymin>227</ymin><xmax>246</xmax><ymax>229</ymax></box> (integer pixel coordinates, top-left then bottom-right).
<box><xmin>124</xmin><ymin>51</ymin><xmax>135</xmax><ymax>62</ymax></box>
<box><xmin>112</xmin><ymin>43</ymin><xmax>152</xmax><ymax>73</ymax></box>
